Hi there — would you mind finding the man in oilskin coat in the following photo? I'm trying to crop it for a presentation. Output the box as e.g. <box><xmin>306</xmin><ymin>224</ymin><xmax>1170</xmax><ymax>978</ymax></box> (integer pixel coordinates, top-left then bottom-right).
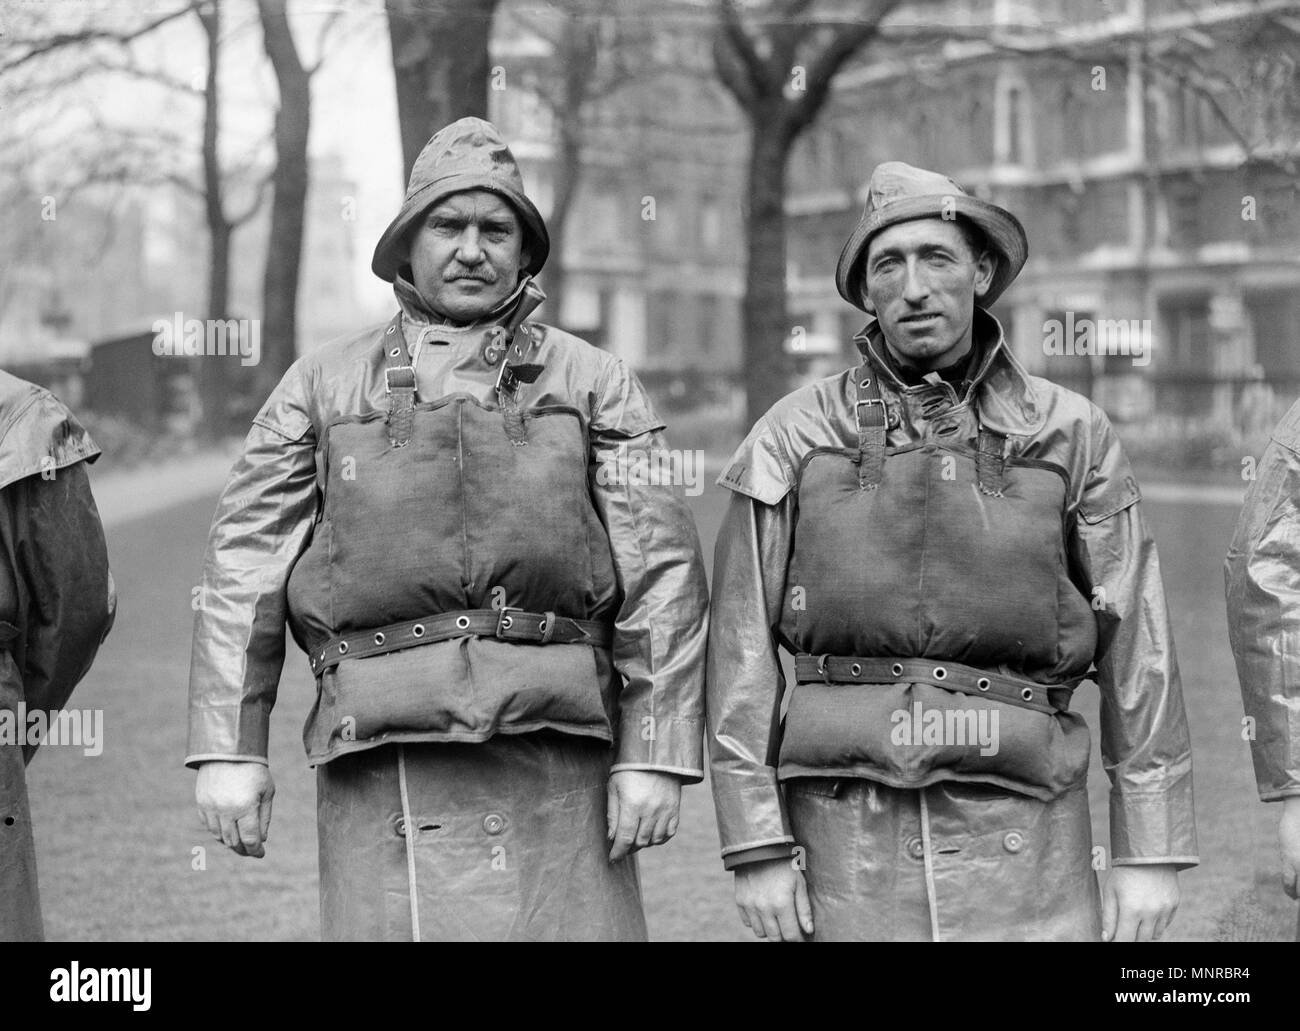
<box><xmin>1225</xmin><ymin>400</ymin><xmax>1300</xmax><ymax>907</ymax></box>
<box><xmin>0</xmin><ymin>372</ymin><xmax>116</xmax><ymax>941</ymax></box>
<box><xmin>188</xmin><ymin>118</ymin><xmax>708</xmax><ymax>941</ymax></box>
<box><xmin>706</xmin><ymin>161</ymin><xmax>1198</xmax><ymax>942</ymax></box>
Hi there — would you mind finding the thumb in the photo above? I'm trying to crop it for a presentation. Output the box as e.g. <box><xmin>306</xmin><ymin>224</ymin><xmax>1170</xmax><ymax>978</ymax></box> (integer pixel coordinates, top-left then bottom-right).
<box><xmin>259</xmin><ymin>790</ymin><xmax>274</xmax><ymax>843</ymax></box>
<box><xmin>794</xmin><ymin>871</ymin><xmax>814</xmax><ymax>937</ymax></box>
<box><xmin>1101</xmin><ymin>877</ymin><xmax>1118</xmax><ymax>942</ymax></box>
<box><xmin>606</xmin><ymin>778</ymin><xmax>619</xmax><ymax>841</ymax></box>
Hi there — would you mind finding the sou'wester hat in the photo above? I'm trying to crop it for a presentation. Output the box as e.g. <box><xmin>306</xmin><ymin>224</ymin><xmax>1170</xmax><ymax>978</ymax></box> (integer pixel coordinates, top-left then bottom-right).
<box><xmin>835</xmin><ymin>161</ymin><xmax>1028</xmax><ymax>312</ymax></box>
<box><xmin>372</xmin><ymin>117</ymin><xmax>549</xmax><ymax>283</ymax></box>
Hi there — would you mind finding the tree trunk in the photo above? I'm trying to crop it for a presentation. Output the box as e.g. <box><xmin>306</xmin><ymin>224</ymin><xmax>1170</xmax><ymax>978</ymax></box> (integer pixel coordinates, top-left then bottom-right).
<box><xmin>197</xmin><ymin>0</ymin><xmax>232</xmax><ymax>437</ymax></box>
<box><xmin>541</xmin><ymin>121</ymin><xmax>582</xmax><ymax>328</ymax></box>
<box><xmin>257</xmin><ymin>0</ymin><xmax>311</xmax><ymax>394</ymax></box>
<box><xmin>742</xmin><ymin>113</ymin><xmax>793</xmax><ymax>426</ymax></box>
<box><xmin>385</xmin><ymin>0</ymin><xmax>501</xmax><ymax>181</ymax></box>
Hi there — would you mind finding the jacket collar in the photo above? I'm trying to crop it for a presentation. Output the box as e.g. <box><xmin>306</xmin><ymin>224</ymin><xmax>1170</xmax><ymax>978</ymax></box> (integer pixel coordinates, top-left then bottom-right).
<box><xmin>393</xmin><ymin>271</ymin><xmax>535</xmax><ymax>332</ymax></box>
<box><xmin>855</xmin><ymin>306</ymin><xmax>1044</xmax><ymax>436</ymax></box>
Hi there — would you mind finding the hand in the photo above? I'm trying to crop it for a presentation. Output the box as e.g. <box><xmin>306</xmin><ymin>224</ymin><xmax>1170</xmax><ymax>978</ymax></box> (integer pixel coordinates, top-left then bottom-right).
<box><xmin>606</xmin><ymin>770</ymin><xmax>681</xmax><ymax>861</ymax></box>
<box><xmin>1102</xmin><ymin>864</ymin><xmax>1179</xmax><ymax>941</ymax></box>
<box><xmin>1280</xmin><ymin>797</ymin><xmax>1300</xmax><ymax>899</ymax></box>
<box><xmin>195</xmin><ymin>760</ymin><xmax>275</xmax><ymax>859</ymax></box>
<box><xmin>735</xmin><ymin>856</ymin><xmax>813</xmax><ymax>942</ymax></box>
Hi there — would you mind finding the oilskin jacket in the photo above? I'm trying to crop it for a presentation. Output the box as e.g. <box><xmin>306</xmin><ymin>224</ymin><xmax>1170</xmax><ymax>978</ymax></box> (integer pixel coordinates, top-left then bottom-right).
<box><xmin>186</xmin><ymin>279</ymin><xmax>708</xmax><ymax>781</ymax></box>
<box><xmin>0</xmin><ymin>372</ymin><xmax>116</xmax><ymax>941</ymax></box>
<box><xmin>707</xmin><ymin>309</ymin><xmax>1198</xmax><ymax>882</ymax></box>
<box><xmin>1225</xmin><ymin>395</ymin><xmax>1300</xmax><ymax>801</ymax></box>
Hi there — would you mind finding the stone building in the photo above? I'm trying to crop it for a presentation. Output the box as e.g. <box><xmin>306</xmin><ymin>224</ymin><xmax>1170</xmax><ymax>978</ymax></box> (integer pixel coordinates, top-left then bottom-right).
<box><xmin>786</xmin><ymin>0</ymin><xmax>1300</xmax><ymax>436</ymax></box>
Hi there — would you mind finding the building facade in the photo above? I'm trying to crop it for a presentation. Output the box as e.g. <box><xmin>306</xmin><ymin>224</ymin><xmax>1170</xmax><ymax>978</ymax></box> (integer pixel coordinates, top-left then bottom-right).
<box><xmin>787</xmin><ymin>0</ymin><xmax>1300</xmax><ymax>441</ymax></box>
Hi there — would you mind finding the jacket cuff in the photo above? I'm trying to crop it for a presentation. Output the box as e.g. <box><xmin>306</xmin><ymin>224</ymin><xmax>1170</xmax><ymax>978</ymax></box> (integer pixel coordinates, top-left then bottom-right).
<box><xmin>722</xmin><ymin>843</ymin><xmax>797</xmax><ymax>870</ymax></box>
<box><xmin>615</xmin><ymin>711</ymin><xmax>704</xmax><ymax>783</ymax></box>
<box><xmin>186</xmin><ymin>702</ymin><xmax>270</xmax><ymax>770</ymax></box>
<box><xmin>712</xmin><ymin>775</ymin><xmax>793</xmax><ymax>859</ymax></box>
<box><xmin>1108</xmin><ymin>786</ymin><xmax>1199</xmax><ymax>869</ymax></box>
<box><xmin>184</xmin><ymin>753</ymin><xmax>269</xmax><ymax>770</ymax></box>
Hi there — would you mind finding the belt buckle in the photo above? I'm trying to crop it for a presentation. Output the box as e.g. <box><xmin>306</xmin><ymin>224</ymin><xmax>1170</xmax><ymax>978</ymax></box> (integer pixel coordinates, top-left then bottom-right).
<box><xmin>495</xmin><ymin>606</ymin><xmax>522</xmax><ymax>639</ymax></box>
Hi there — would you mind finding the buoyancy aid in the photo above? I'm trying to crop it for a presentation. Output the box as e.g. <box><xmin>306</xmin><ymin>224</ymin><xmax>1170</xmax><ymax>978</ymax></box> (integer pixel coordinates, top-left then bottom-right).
<box><xmin>286</xmin><ymin>285</ymin><xmax>621</xmax><ymax>762</ymax></box>
<box><xmin>777</xmin><ymin>357</ymin><xmax>1097</xmax><ymax>800</ymax></box>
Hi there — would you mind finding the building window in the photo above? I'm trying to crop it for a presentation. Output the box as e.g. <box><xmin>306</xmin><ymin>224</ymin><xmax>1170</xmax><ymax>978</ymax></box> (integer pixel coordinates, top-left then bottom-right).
<box><xmin>1158</xmin><ymin>295</ymin><xmax>1210</xmax><ymax>372</ymax></box>
<box><xmin>1000</xmin><ymin>82</ymin><xmax>1027</xmax><ymax>165</ymax></box>
<box><xmin>698</xmin><ymin>294</ymin><xmax>718</xmax><ymax>354</ymax></box>
<box><xmin>1248</xmin><ymin>290</ymin><xmax>1300</xmax><ymax>378</ymax></box>
<box><xmin>700</xmin><ymin>195</ymin><xmax>722</xmax><ymax>251</ymax></box>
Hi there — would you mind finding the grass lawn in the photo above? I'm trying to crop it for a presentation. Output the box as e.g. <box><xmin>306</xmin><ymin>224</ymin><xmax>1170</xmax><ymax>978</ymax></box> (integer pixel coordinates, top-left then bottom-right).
<box><xmin>24</xmin><ymin>483</ymin><xmax>1297</xmax><ymax>941</ymax></box>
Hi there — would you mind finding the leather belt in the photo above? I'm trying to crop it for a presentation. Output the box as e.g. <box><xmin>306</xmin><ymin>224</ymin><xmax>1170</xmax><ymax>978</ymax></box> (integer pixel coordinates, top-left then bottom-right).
<box><xmin>309</xmin><ymin>608</ymin><xmax>612</xmax><ymax>676</ymax></box>
<box><xmin>794</xmin><ymin>655</ymin><xmax>1081</xmax><ymax>716</ymax></box>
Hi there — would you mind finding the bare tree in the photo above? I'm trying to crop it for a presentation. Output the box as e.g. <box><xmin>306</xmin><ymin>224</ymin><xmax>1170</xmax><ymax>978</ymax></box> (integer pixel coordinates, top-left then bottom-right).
<box><xmin>713</xmin><ymin>0</ymin><xmax>905</xmax><ymax>423</ymax></box>
<box><xmin>0</xmin><ymin>1</ymin><xmax>271</xmax><ymax>431</ymax></box>
<box><xmin>256</xmin><ymin>0</ymin><xmax>326</xmax><ymax>391</ymax></box>
<box><xmin>385</xmin><ymin>0</ymin><xmax>502</xmax><ymax>181</ymax></box>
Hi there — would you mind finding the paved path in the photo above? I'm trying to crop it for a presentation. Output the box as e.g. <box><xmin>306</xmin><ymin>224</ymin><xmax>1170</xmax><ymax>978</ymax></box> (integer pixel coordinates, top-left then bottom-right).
<box><xmin>88</xmin><ymin>441</ymin><xmax>243</xmax><ymax>528</ymax></box>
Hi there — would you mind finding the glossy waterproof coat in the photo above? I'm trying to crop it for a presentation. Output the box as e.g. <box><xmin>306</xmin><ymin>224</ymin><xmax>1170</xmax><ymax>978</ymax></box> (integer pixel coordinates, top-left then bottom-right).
<box><xmin>0</xmin><ymin>372</ymin><xmax>115</xmax><ymax>941</ymax></box>
<box><xmin>1226</xmin><ymin>396</ymin><xmax>1300</xmax><ymax>802</ymax></box>
<box><xmin>185</xmin><ymin>276</ymin><xmax>708</xmax><ymax>940</ymax></box>
<box><xmin>707</xmin><ymin>310</ymin><xmax>1198</xmax><ymax>939</ymax></box>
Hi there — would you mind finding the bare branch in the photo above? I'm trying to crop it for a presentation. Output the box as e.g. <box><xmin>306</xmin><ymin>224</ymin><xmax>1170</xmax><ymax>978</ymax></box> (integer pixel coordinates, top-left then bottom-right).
<box><xmin>0</xmin><ymin>3</ymin><xmax>197</xmax><ymax>76</ymax></box>
<box><xmin>716</xmin><ymin>0</ymin><xmax>774</xmax><ymax>99</ymax></box>
<box><xmin>227</xmin><ymin>169</ymin><xmax>274</xmax><ymax>227</ymax></box>
<box><xmin>786</xmin><ymin>2</ymin><xmax>902</xmax><ymax>136</ymax></box>
<box><xmin>305</xmin><ymin>8</ymin><xmax>344</xmax><ymax>76</ymax></box>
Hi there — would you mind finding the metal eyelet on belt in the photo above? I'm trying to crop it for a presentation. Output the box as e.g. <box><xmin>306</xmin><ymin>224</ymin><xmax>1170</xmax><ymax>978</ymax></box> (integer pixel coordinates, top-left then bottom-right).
<box><xmin>500</xmin><ymin>614</ymin><xmax>513</xmax><ymax>630</ymax></box>
<box><xmin>1020</xmin><ymin>687</ymin><xmax>1034</xmax><ymax>702</ymax></box>
<box><xmin>850</xmin><ymin>662</ymin><xmax>861</xmax><ymax>677</ymax></box>
<box><xmin>933</xmin><ymin>666</ymin><xmax>947</xmax><ymax>680</ymax></box>
<box><xmin>455</xmin><ymin>616</ymin><xmax>471</xmax><ymax>630</ymax></box>
<box><xmin>374</xmin><ymin>632</ymin><xmax>385</xmax><ymax>645</ymax></box>
<box><xmin>977</xmin><ymin>677</ymin><xmax>991</xmax><ymax>691</ymax></box>
<box><xmin>538</xmin><ymin>618</ymin><xmax>548</xmax><ymax>633</ymax></box>
<box><xmin>891</xmin><ymin>663</ymin><xmax>904</xmax><ymax>676</ymax></box>
<box><xmin>389</xmin><ymin>347</ymin><xmax>400</xmax><ymax>357</ymax></box>
<box><xmin>319</xmin><ymin>651</ymin><xmax>326</xmax><ymax>662</ymax></box>
<box><xmin>412</xmin><ymin>624</ymin><xmax>425</xmax><ymax>638</ymax></box>
<box><xmin>338</xmin><ymin>641</ymin><xmax>349</xmax><ymax>654</ymax></box>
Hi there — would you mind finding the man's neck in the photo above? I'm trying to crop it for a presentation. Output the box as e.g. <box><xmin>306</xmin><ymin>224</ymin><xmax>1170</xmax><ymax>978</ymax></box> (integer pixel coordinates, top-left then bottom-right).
<box><xmin>882</xmin><ymin>337</ymin><xmax>976</xmax><ymax>388</ymax></box>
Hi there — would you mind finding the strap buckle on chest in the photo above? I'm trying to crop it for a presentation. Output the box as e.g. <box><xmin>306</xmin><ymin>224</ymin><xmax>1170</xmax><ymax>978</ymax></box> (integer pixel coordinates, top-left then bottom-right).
<box><xmin>385</xmin><ymin>365</ymin><xmax>416</xmax><ymax>394</ymax></box>
<box><xmin>384</xmin><ymin>362</ymin><xmax>417</xmax><ymax>449</ymax></box>
<box><xmin>854</xmin><ymin>371</ymin><xmax>888</xmax><ymax>490</ymax></box>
